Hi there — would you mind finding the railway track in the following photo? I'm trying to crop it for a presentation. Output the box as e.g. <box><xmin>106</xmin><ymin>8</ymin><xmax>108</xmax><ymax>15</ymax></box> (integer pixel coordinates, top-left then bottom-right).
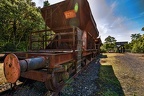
<box><xmin>0</xmin><ymin>58</ymin><xmax>100</xmax><ymax>96</ymax></box>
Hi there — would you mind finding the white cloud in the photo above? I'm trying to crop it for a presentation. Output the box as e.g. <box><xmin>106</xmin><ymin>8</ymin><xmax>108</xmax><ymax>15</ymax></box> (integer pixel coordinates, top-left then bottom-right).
<box><xmin>111</xmin><ymin>1</ymin><xmax>117</xmax><ymax>11</ymax></box>
<box><xmin>88</xmin><ymin>0</ymin><xmax>142</xmax><ymax>42</ymax></box>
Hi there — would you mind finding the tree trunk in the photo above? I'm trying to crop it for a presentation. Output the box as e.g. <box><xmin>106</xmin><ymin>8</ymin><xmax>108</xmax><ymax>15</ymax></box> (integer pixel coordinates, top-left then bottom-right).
<box><xmin>13</xmin><ymin>19</ymin><xmax>17</xmax><ymax>47</ymax></box>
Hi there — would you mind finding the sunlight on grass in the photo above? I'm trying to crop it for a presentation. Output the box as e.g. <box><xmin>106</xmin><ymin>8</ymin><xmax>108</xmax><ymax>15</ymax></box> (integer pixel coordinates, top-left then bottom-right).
<box><xmin>0</xmin><ymin>63</ymin><xmax>7</xmax><ymax>84</ymax></box>
<box><xmin>96</xmin><ymin>54</ymin><xmax>125</xmax><ymax>96</ymax></box>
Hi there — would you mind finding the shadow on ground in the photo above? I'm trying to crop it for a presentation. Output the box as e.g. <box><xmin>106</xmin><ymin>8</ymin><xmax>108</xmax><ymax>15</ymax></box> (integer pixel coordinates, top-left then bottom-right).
<box><xmin>96</xmin><ymin>64</ymin><xmax>125</xmax><ymax>96</ymax></box>
<box><xmin>99</xmin><ymin>54</ymin><xmax>108</xmax><ymax>58</ymax></box>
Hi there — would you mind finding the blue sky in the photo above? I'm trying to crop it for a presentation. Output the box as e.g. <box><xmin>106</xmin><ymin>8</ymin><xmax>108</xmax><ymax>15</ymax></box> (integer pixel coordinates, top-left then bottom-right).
<box><xmin>32</xmin><ymin>0</ymin><xmax>144</xmax><ymax>42</ymax></box>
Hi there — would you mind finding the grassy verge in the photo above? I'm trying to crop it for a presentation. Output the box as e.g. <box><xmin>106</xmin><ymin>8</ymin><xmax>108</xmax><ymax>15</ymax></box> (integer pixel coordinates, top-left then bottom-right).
<box><xmin>95</xmin><ymin>65</ymin><xmax>124</xmax><ymax>96</ymax></box>
<box><xmin>0</xmin><ymin>63</ymin><xmax>7</xmax><ymax>84</ymax></box>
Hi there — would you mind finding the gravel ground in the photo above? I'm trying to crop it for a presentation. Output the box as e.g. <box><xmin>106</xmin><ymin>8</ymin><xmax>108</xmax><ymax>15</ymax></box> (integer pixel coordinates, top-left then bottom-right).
<box><xmin>115</xmin><ymin>53</ymin><xmax>144</xmax><ymax>96</ymax></box>
<box><xmin>13</xmin><ymin>81</ymin><xmax>47</xmax><ymax>96</ymax></box>
<box><xmin>1</xmin><ymin>81</ymin><xmax>47</xmax><ymax>96</ymax></box>
<box><xmin>61</xmin><ymin>59</ymin><xmax>100</xmax><ymax>96</ymax></box>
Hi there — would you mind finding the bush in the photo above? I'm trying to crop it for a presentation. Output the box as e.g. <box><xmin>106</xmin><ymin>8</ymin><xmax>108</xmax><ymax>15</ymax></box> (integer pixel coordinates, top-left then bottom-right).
<box><xmin>17</xmin><ymin>42</ymin><xmax>27</xmax><ymax>51</ymax></box>
<box><xmin>0</xmin><ymin>46</ymin><xmax>4</xmax><ymax>52</ymax></box>
<box><xmin>3</xmin><ymin>43</ymin><xmax>16</xmax><ymax>52</ymax></box>
<box><xmin>131</xmin><ymin>38</ymin><xmax>144</xmax><ymax>53</ymax></box>
<box><xmin>100</xmin><ymin>49</ymin><xmax>107</xmax><ymax>53</ymax></box>
<box><xmin>100</xmin><ymin>45</ymin><xmax>107</xmax><ymax>53</ymax></box>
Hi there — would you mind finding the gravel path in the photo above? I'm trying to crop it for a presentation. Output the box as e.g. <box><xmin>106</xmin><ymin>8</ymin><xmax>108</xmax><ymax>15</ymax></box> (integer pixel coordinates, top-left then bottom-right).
<box><xmin>61</xmin><ymin>59</ymin><xmax>100</xmax><ymax>96</ymax></box>
<box><xmin>115</xmin><ymin>53</ymin><xmax>144</xmax><ymax>96</ymax></box>
<box><xmin>101</xmin><ymin>53</ymin><xmax>144</xmax><ymax>96</ymax></box>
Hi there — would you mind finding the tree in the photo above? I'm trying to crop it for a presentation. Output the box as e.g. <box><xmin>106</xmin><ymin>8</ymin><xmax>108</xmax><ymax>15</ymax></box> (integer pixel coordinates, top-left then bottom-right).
<box><xmin>131</xmin><ymin>33</ymin><xmax>141</xmax><ymax>41</ymax></box>
<box><xmin>100</xmin><ymin>36</ymin><xmax>117</xmax><ymax>52</ymax></box>
<box><xmin>0</xmin><ymin>0</ymin><xmax>45</xmax><ymax>51</ymax></box>
<box><xmin>43</xmin><ymin>0</ymin><xmax>50</xmax><ymax>7</ymax></box>
<box><xmin>141</xmin><ymin>27</ymin><xmax>144</xmax><ymax>31</ymax></box>
<box><xmin>105</xmin><ymin>36</ymin><xmax>116</xmax><ymax>44</ymax></box>
<box><xmin>130</xmin><ymin>34</ymin><xmax>144</xmax><ymax>53</ymax></box>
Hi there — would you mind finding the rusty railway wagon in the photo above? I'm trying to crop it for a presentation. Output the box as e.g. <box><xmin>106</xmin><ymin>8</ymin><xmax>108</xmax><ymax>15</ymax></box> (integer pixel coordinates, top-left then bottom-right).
<box><xmin>2</xmin><ymin>0</ymin><xmax>101</xmax><ymax>93</ymax></box>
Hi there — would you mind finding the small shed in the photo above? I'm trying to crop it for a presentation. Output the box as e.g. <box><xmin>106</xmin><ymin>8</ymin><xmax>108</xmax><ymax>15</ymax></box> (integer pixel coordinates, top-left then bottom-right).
<box><xmin>116</xmin><ymin>42</ymin><xmax>128</xmax><ymax>53</ymax></box>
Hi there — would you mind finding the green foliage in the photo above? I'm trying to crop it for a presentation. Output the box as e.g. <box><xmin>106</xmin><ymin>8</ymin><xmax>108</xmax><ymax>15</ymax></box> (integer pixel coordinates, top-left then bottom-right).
<box><xmin>124</xmin><ymin>43</ymin><xmax>131</xmax><ymax>52</ymax></box>
<box><xmin>0</xmin><ymin>0</ymin><xmax>45</xmax><ymax>51</ymax></box>
<box><xmin>124</xmin><ymin>43</ymin><xmax>131</xmax><ymax>49</ymax></box>
<box><xmin>131</xmin><ymin>35</ymin><xmax>144</xmax><ymax>53</ymax></box>
<box><xmin>141</xmin><ymin>27</ymin><xmax>144</xmax><ymax>31</ymax></box>
<box><xmin>100</xmin><ymin>44</ymin><xmax>107</xmax><ymax>53</ymax></box>
<box><xmin>131</xmin><ymin>33</ymin><xmax>141</xmax><ymax>41</ymax></box>
<box><xmin>3</xmin><ymin>42</ymin><xmax>16</xmax><ymax>51</ymax></box>
<box><xmin>17</xmin><ymin>41</ymin><xmax>28</xmax><ymax>51</ymax></box>
<box><xmin>0</xmin><ymin>47</ymin><xmax>4</xmax><ymax>52</ymax></box>
<box><xmin>101</xmin><ymin>34</ymin><xmax>144</xmax><ymax>53</ymax></box>
<box><xmin>123</xmin><ymin>33</ymin><xmax>144</xmax><ymax>53</ymax></box>
<box><xmin>43</xmin><ymin>0</ymin><xmax>50</xmax><ymax>7</ymax></box>
<box><xmin>105</xmin><ymin>36</ymin><xmax>116</xmax><ymax>43</ymax></box>
<box><xmin>101</xmin><ymin>36</ymin><xmax>117</xmax><ymax>52</ymax></box>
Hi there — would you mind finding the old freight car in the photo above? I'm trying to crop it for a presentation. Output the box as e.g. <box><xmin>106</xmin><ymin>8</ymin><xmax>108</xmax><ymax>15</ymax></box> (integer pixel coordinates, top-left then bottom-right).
<box><xmin>2</xmin><ymin>0</ymin><xmax>101</xmax><ymax>92</ymax></box>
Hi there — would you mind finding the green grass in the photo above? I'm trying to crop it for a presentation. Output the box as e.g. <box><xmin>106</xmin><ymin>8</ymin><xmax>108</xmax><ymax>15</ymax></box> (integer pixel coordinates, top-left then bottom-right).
<box><xmin>95</xmin><ymin>65</ymin><xmax>125</xmax><ymax>96</ymax></box>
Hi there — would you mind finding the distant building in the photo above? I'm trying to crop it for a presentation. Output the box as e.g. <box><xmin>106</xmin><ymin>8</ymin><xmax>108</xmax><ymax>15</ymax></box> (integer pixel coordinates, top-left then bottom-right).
<box><xmin>116</xmin><ymin>42</ymin><xmax>128</xmax><ymax>53</ymax></box>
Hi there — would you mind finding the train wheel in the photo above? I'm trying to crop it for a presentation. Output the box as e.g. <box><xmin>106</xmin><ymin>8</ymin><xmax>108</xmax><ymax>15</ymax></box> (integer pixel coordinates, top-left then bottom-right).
<box><xmin>45</xmin><ymin>73</ymin><xmax>59</xmax><ymax>91</ymax></box>
<box><xmin>81</xmin><ymin>60</ymin><xmax>86</xmax><ymax>67</ymax></box>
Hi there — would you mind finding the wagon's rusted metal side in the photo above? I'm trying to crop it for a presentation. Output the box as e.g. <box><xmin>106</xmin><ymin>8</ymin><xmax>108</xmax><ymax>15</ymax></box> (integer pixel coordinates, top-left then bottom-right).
<box><xmin>2</xmin><ymin>0</ymin><xmax>102</xmax><ymax>93</ymax></box>
<box><xmin>41</xmin><ymin>0</ymin><xmax>100</xmax><ymax>50</ymax></box>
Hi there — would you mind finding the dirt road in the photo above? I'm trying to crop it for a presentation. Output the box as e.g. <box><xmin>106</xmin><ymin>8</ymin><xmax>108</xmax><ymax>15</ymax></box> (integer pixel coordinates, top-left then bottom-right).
<box><xmin>100</xmin><ymin>53</ymin><xmax>144</xmax><ymax>96</ymax></box>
